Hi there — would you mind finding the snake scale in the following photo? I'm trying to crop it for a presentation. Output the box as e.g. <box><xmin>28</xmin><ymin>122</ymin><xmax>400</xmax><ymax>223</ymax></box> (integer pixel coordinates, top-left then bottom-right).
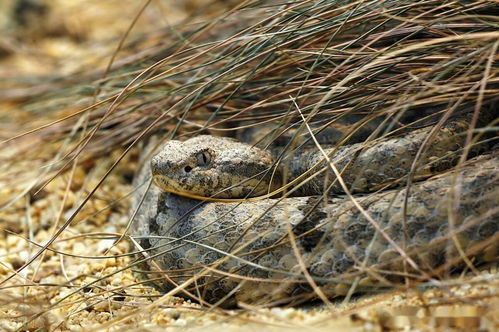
<box><xmin>131</xmin><ymin>111</ymin><xmax>498</xmax><ymax>307</ymax></box>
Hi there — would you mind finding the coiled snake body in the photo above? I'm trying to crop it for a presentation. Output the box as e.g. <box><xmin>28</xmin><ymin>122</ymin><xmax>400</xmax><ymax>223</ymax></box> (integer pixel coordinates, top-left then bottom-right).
<box><xmin>132</xmin><ymin>113</ymin><xmax>498</xmax><ymax>306</ymax></box>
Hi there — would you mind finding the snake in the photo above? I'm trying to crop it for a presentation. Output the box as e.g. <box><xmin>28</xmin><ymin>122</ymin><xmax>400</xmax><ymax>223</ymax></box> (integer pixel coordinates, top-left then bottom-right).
<box><xmin>131</xmin><ymin>111</ymin><xmax>498</xmax><ymax>307</ymax></box>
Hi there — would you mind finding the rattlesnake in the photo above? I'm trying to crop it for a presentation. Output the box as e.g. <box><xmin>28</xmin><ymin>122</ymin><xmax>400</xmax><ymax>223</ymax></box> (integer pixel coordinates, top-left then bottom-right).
<box><xmin>132</xmin><ymin>112</ymin><xmax>498</xmax><ymax>307</ymax></box>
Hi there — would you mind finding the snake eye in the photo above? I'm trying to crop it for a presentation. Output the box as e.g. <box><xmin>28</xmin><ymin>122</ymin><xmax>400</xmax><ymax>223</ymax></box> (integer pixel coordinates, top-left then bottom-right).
<box><xmin>196</xmin><ymin>150</ymin><xmax>212</xmax><ymax>166</ymax></box>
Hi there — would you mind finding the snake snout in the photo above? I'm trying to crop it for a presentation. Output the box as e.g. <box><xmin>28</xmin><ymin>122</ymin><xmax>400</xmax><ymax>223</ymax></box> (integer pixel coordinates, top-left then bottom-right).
<box><xmin>151</xmin><ymin>153</ymin><xmax>171</xmax><ymax>176</ymax></box>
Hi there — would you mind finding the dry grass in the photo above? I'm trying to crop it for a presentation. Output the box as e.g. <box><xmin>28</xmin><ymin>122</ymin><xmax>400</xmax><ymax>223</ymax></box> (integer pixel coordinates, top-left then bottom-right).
<box><xmin>0</xmin><ymin>0</ymin><xmax>498</xmax><ymax>330</ymax></box>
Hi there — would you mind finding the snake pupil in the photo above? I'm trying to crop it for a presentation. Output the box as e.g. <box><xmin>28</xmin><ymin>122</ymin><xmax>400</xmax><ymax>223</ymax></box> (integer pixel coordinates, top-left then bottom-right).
<box><xmin>196</xmin><ymin>151</ymin><xmax>211</xmax><ymax>166</ymax></box>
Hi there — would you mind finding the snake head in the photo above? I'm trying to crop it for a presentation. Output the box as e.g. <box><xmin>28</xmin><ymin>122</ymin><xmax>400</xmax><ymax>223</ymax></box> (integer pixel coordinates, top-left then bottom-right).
<box><xmin>151</xmin><ymin>135</ymin><xmax>281</xmax><ymax>198</ymax></box>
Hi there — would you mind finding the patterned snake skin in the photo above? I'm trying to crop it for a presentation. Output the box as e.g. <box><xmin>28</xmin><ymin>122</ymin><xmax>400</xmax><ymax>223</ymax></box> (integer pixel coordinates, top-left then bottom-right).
<box><xmin>131</xmin><ymin>113</ymin><xmax>498</xmax><ymax>307</ymax></box>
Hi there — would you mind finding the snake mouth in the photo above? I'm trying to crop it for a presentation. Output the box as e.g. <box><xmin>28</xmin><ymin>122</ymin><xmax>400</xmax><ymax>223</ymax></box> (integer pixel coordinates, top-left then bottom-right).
<box><xmin>152</xmin><ymin>173</ymin><xmax>236</xmax><ymax>201</ymax></box>
<box><xmin>152</xmin><ymin>174</ymin><xmax>198</xmax><ymax>196</ymax></box>
<box><xmin>152</xmin><ymin>173</ymin><xmax>222</xmax><ymax>199</ymax></box>
<box><xmin>152</xmin><ymin>173</ymin><xmax>277</xmax><ymax>201</ymax></box>
<box><xmin>151</xmin><ymin>174</ymin><xmax>173</xmax><ymax>192</ymax></box>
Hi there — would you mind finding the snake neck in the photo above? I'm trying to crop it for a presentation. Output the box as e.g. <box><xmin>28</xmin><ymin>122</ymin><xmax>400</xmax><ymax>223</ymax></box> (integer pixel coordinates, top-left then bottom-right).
<box><xmin>273</xmin><ymin>114</ymin><xmax>495</xmax><ymax>197</ymax></box>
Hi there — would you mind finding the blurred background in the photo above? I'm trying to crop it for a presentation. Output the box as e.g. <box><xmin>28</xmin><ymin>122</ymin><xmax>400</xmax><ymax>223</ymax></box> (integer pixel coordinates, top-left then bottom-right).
<box><xmin>0</xmin><ymin>0</ymin><xmax>234</xmax><ymax>77</ymax></box>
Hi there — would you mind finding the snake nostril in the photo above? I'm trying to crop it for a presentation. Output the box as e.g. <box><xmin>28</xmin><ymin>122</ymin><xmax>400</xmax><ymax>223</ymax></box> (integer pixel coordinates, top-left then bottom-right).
<box><xmin>184</xmin><ymin>166</ymin><xmax>193</xmax><ymax>173</ymax></box>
